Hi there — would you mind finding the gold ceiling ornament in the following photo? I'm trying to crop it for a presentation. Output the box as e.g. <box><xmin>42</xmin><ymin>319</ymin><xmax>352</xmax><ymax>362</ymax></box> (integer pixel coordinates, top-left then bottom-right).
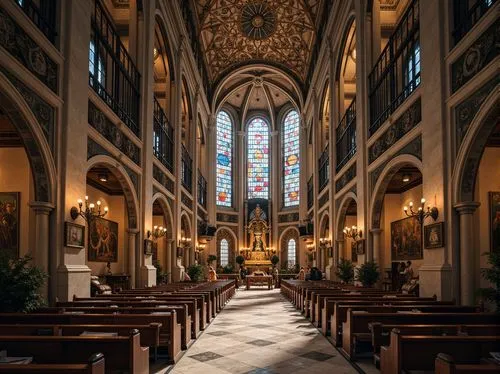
<box><xmin>194</xmin><ymin>0</ymin><xmax>322</xmax><ymax>83</ymax></box>
<box><xmin>240</xmin><ymin>2</ymin><xmax>277</xmax><ymax>40</ymax></box>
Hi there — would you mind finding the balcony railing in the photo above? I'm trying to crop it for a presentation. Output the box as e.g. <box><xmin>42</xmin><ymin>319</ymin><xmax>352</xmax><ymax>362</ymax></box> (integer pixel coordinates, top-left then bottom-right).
<box><xmin>197</xmin><ymin>170</ymin><xmax>207</xmax><ymax>209</ymax></box>
<box><xmin>453</xmin><ymin>0</ymin><xmax>496</xmax><ymax>45</ymax></box>
<box><xmin>336</xmin><ymin>97</ymin><xmax>357</xmax><ymax>172</ymax></box>
<box><xmin>307</xmin><ymin>176</ymin><xmax>314</xmax><ymax>210</ymax></box>
<box><xmin>318</xmin><ymin>145</ymin><xmax>329</xmax><ymax>192</ymax></box>
<box><xmin>368</xmin><ymin>0</ymin><xmax>420</xmax><ymax>136</ymax></box>
<box><xmin>16</xmin><ymin>0</ymin><xmax>57</xmax><ymax>44</ymax></box>
<box><xmin>181</xmin><ymin>144</ymin><xmax>193</xmax><ymax>193</ymax></box>
<box><xmin>153</xmin><ymin>97</ymin><xmax>174</xmax><ymax>173</ymax></box>
<box><xmin>90</xmin><ymin>0</ymin><xmax>141</xmax><ymax>136</ymax></box>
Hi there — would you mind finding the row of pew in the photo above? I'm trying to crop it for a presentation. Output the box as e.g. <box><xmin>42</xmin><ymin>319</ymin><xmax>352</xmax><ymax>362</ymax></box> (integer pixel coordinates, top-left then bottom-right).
<box><xmin>281</xmin><ymin>280</ymin><xmax>500</xmax><ymax>374</ymax></box>
<box><xmin>0</xmin><ymin>280</ymin><xmax>236</xmax><ymax>373</ymax></box>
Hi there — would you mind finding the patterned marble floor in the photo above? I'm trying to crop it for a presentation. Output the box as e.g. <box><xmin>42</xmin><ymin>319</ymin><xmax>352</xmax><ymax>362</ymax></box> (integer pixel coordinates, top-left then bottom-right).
<box><xmin>170</xmin><ymin>288</ymin><xmax>357</xmax><ymax>374</ymax></box>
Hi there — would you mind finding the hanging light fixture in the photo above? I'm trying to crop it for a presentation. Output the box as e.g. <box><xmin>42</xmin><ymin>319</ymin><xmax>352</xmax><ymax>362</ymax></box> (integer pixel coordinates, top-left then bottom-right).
<box><xmin>70</xmin><ymin>196</ymin><xmax>108</xmax><ymax>222</ymax></box>
<box><xmin>148</xmin><ymin>225</ymin><xmax>167</xmax><ymax>240</ymax></box>
<box><xmin>343</xmin><ymin>225</ymin><xmax>362</xmax><ymax>241</ymax></box>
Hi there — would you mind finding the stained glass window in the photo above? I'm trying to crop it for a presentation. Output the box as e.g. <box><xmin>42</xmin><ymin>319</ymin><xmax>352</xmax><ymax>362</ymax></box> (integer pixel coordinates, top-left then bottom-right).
<box><xmin>287</xmin><ymin>239</ymin><xmax>296</xmax><ymax>267</ymax></box>
<box><xmin>247</xmin><ymin>118</ymin><xmax>270</xmax><ymax>199</ymax></box>
<box><xmin>283</xmin><ymin>110</ymin><xmax>300</xmax><ymax>207</ymax></box>
<box><xmin>220</xmin><ymin>239</ymin><xmax>229</xmax><ymax>267</ymax></box>
<box><xmin>216</xmin><ymin>111</ymin><xmax>233</xmax><ymax>207</ymax></box>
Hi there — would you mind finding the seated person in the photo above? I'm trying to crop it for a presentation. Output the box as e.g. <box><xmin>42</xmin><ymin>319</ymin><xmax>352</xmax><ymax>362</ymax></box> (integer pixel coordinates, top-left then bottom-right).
<box><xmin>297</xmin><ymin>267</ymin><xmax>305</xmax><ymax>280</ymax></box>
<box><xmin>208</xmin><ymin>266</ymin><xmax>217</xmax><ymax>281</ymax></box>
<box><xmin>239</xmin><ymin>265</ymin><xmax>247</xmax><ymax>280</ymax></box>
<box><xmin>183</xmin><ymin>271</ymin><xmax>191</xmax><ymax>281</ymax></box>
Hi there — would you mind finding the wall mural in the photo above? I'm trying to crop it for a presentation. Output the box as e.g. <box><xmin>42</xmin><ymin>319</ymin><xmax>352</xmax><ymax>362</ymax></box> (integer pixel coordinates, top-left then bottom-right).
<box><xmin>0</xmin><ymin>192</ymin><xmax>20</xmax><ymax>258</ymax></box>
<box><xmin>88</xmin><ymin>217</ymin><xmax>119</xmax><ymax>263</ymax></box>
<box><xmin>390</xmin><ymin>216</ymin><xmax>423</xmax><ymax>261</ymax></box>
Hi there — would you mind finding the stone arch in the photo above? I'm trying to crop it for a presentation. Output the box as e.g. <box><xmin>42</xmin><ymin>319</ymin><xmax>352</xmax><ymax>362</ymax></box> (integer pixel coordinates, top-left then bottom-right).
<box><xmin>154</xmin><ymin>12</ymin><xmax>176</xmax><ymax>82</ymax></box>
<box><xmin>0</xmin><ymin>72</ymin><xmax>56</xmax><ymax>204</ymax></box>
<box><xmin>452</xmin><ymin>89</ymin><xmax>499</xmax><ymax>204</ymax></box>
<box><xmin>215</xmin><ymin>226</ymin><xmax>237</xmax><ymax>267</ymax></box>
<box><xmin>319</xmin><ymin>211</ymin><xmax>330</xmax><ymax>238</ymax></box>
<box><xmin>86</xmin><ymin>155</ymin><xmax>139</xmax><ymax>229</ymax></box>
<box><xmin>336</xmin><ymin>191</ymin><xmax>358</xmax><ymax>237</ymax></box>
<box><xmin>151</xmin><ymin>192</ymin><xmax>174</xmax><ymax>239</ymax></box>
<box><xmin>180</xmin><ymin>211</ymin><xmax>192</xmax><ymax>238</ymax></box>
<box><xmin>369</xmin><ymin>154</ymin><xmax>423</xmax><ymax>229</ymax></box>
<box><xmin>279</xmin><ymin>227</ymin><xmax>300</xmax><ymax>267</ymax></box>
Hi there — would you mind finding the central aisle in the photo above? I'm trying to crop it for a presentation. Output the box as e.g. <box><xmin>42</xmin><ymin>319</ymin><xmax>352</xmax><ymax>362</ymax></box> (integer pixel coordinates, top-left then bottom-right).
<box><xmin>171</xmin><ymin>288</ymin><xmax>357</xmax><ymax>374</ymax></box>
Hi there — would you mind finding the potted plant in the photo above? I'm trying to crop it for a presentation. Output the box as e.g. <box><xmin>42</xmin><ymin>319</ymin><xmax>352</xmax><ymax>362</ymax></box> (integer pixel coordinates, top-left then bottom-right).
<box><xmin>476</xmin><ymin>251</ymin><xmax>500</xmax><ymax>312</ymax></box>
<box><xmin>187</xmin><ymin>264</ymin><xmax>204</xmax><ymax>282</ymax></box>
<box><xmin>356</xmin><ymin>261</ymin><xmax>380</xmax><ymax>287</ymax></box>
<box><xmin>153</xmin><ymin>260</ymin><xmax>169</xmax><ymax>284</ymax></box>
<box><xmin>336</xmin><ymin>258</ymin><xmax>355</xmax><ymax>284</ymax></box>
<box><xmin>207</xmin><ymin>254</ymin><xmax>217</xmax><ymax>266</ymax></box>
<box><xmin>271</xmin><ymin>255</ymin><xmax>279</xmax><ymax>268</ymax></box>
<box><xmin>0</xmin><ymin>253</ymin><xmax>47</xmax><ymax>312</ymax></box>
<box><xmin>236</xmin><ymin>255</ymin><xmax>245</xmax><ymax>269</ymax></box>
<box><xmin>222</xmin><ymin>264</ymin><xmax>234</xmax><ymax>274</ymax></box>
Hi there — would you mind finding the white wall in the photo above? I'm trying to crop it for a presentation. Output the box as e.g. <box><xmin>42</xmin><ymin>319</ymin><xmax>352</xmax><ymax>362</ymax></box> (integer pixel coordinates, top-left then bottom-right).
<box><xmin>0</xmin><ymin>148</ymin><xmax>34</xmax><ymax>257</ymax></box>
<box><xmin>86</xmin><ymin>185</ymin><xmax>128</xmax><ymax>276</ymax></box>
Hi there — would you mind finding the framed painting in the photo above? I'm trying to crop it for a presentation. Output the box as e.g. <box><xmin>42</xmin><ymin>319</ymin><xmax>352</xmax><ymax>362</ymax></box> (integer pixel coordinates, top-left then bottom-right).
<box><xmin>0</xmin><ymin>192</ymin><xmax>20</xmax><ymax>258</ymax></box>
<box><xmin>490</xmin><ymin>192</ymin><xmax>500</xmax><ymax>253</ymax></box>
<box><xmin>351</xmin><ymin>241</ymin><xmax>358</xmax><ymax>262</ymax></box>
<box><xmin>143</xmin><ymin>239</ymin><xmax>153</xmax><ymax>255</ymax></box>
<box><xmin>424</xmin><ymin>222</ymin><xmax>444</xmax><ymax>249</ymax></box>
<box><xmin>65</xmin><ymin>222</ymin><xmax>85</xmax><ymax>248</ymax></box>
<box><xmin>356</xmin><ymin>239</ymin><xmax>366</xmax><ymax>255</ymax></box>
<box><xmin>391</xmin><ymin>216</ymin><xmax>422</xmax><ymax>261</ymax></box>
<box><xmin>88</xmin><ymin>217</ymin><xmax>118</xmax><ymax>262</ymax></box>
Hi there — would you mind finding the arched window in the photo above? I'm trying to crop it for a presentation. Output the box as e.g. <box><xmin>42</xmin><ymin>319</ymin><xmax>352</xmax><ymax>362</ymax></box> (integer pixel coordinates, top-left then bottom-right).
<box><xmin>220</xmin><ymin>239</ymin><xmax>229</xmax><ymax>267</ymax></box>
<box><xmin>216</xmin><ymin>111</ymin><xmax>233</xmax><ymax>207</ymax></box>
<box><xmin>283</xmin><ymin>110</ymin><xmax>300</xmax><ymax>207</ymax></box>
<box><xmin>247</xmin><ymin>118</ymin><xmax>269</xmax><ymax>199</ymax></box>
<box><xmin>287</xmin><ymin>239</ymin><xmax>296</xmax><ymax>267</ymax></box>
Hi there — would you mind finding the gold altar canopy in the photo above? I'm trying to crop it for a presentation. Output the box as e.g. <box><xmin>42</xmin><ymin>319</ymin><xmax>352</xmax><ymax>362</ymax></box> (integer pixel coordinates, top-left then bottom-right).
<box><xmin>242</xmin><ymin>204</ymin><xmax>273</xmax><ymax>266</ymax></box>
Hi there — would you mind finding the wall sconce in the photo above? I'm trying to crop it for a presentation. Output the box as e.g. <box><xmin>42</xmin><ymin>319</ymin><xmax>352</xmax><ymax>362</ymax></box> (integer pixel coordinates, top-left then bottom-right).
<box><xmin>306</xmin><ymin>243</ymin><xmax>315</xmax><ymax>252</ymax></box>
<box><xmin>319</xmin><ymin>238</ymin><xmax>331</xmax><ymax>247</ymax></box>
<box><xmin>148</xmin><ymin>225</ymin><xmax>167</xmax><ymax>240</ymax></box>
<box><xmin>403</xmin><ymin>198</ymin><xmax>438</xmax><ymax>224</ymax></box>
<box><xmin>70</xmin><ymin>196</ymin><xmax>108</xmax><ymax>222</ymax></box>
<box><xmin>179</xmin><ymin>236</ymin><xmax>192</xmax><ymax>248</ymax></box>
<box><xmin>343</xmin><ymin>226</ymin><xmax>362</xmax><ymax>241</ymax></box>
<box><xmin>196</xmin><ymin>243</ymin><xmax>206</xmax><ymax>252</ymax></box>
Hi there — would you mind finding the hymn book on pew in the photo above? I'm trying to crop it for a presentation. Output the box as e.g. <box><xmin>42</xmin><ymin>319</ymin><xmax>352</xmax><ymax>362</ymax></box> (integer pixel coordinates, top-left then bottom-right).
<box><xmin>0</xmin><ymin>351</ymin><xmax>33</xmax><ymax>365</ymax></box>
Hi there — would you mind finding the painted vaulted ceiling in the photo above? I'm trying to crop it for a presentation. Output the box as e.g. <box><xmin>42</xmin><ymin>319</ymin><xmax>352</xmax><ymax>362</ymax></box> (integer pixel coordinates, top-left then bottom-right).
<box><xmin>190</xmin><ymin>0</ymin><xmax>327</xmax><ymax>86</ymax></box>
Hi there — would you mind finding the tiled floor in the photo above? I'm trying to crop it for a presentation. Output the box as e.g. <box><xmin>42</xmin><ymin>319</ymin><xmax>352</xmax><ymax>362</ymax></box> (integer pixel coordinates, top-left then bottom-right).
<box><xmin>170</xmin><ymin>288</ymin><xmax>357</xmax><ymax>374</ymax></box>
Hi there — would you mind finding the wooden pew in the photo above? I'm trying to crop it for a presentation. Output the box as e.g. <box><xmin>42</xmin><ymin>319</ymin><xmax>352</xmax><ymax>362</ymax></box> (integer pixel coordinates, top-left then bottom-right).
<box><xmin>0</xmin><ymin>312</ymin><xmax>181</xmax><ymax>364</ymax></box>
<box><xmin>342</xmin><ymin>311</ymin><xmax>499</xmax><ymax>361</ymax></box>
<box><xmin>0</xmin><ymin>323</ymin><xmax>161</xmax><ymax>360</ymax></box>
<box><xmin>0</xmin><ymin>353</ymin><xmax>105</xmax><ymax>374</ymax></box>
<box><xmin>380</xmin><ymin>330</ymin><xmax>500</xmax><ymax>374</ymax></box>
<box><xmin>331</xmin><ymin>303</ymin><xmax>479</xmax><ymax>355</ymax></box>
<box><xmin>435</xmin><ymin>353</ymin><xmax>500</xmax><ymax>374</ymax></box>
<box><xmin>0</xmin><ymin>330</ymin><xmax>149</xmax><ymax>374</ymax></box>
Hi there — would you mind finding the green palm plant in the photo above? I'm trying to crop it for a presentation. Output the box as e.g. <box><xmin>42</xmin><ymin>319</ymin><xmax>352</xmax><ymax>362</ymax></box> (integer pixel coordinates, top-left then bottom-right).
<box><xmin>336</xmin><ymin>258</ymin><xmax>355</xmax><ymax>284</ymax></box>
<box><xmin>476</xmin><ymin>252</ymin><xmax>500</xmax><ymax>312</ymax></box>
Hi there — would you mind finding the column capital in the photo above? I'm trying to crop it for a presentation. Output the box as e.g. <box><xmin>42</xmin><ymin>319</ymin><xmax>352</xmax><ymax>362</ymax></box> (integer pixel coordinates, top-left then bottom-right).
<box><xmin>271</xmin><ymin>131</ymin><xmax>279</xmax><ymax>137</ymax></box>
<box><xmin>29</xmin><ymin>201</ymin><xmax>55</xmax><ymax>214</ymax></box>
<box><xmin>237</xmin><ymin>130</ymin><xmax>245</xmax><ymax>137</ymax></box>
<box><xmin>370</xmin><ymin>228</ymin><xmax>383</xmax><ymax>235</ymax></box>
<box><xmin>454</xmin><ymin>201</ymin><xmax>480</xmax><ymax>215</ymax></box>
<box><xmin>126</xmin><ymin>228</ymin><xmax>140</xmax><ymax>235</ymax></box>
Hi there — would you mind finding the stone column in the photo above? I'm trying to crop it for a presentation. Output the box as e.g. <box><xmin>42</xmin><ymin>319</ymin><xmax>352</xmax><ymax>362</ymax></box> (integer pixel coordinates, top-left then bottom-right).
<box><xmin>29</xmin><ymin>201</ymin><xmax>54</xmax><ymax>299</ymax></box>
<box><xmin>127</xmin><ymin>229</ymin><xmax>139</xmax><ymax>288</ymax></box>
<box><xmin>454</xmin><ymin>202</ymin><xmax>480</xmax><ymax>305</ymax></box>
<box><xmin>237</xmin><ymin>131</ymin><xmax>246</xmax><ymax>249</ymax></box>
<box><xmin>271</xmin><ymin>131</ymin><xmax>279</xmax><ymax>257</ymax></box>
<box><xmin>371</xmin><ymin>228</ymin><xmax>382</xmax><ymax>264</ymax></box>
<box><xmin>166</xmin><ymin>238</ymin><xmax>174</xmax><ymax>283</ymax></box>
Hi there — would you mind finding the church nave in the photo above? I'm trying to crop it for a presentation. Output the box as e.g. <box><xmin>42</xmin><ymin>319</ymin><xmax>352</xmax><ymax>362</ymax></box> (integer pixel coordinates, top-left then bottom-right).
<box><xmin>171</xmin><ymin>289</ymin><xmax>356</xmax><ymax>374</ymax></box>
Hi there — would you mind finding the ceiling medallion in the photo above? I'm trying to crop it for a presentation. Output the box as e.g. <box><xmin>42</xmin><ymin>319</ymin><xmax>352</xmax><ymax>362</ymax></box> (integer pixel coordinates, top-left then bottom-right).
<box><xmin>241</xmin><ymin>2</ymin><xmax>277</xmax><ymax>40</ymax></box>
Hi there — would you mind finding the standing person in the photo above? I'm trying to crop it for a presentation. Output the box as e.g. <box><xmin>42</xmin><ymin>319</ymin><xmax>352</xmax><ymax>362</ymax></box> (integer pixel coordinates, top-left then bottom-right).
<box><xmin>305</xmin><ymin>266</ymin><xmax>312</xmax><ymax>281</ymax></box>
<box><xmin>403</xmin><ymin>261</ymin><xmax>414</xmax><ymax>283</ymax></box>
<box><xmin>208</xmin><ymin>266</ymin><xmax>217</xmax><ymax>281</ymax></box>
<box><xmin>240</xmin><ymin>265</ymin><xmax>247</xmax><ymax>280</ymax></box>
<box><xmin>297</xmin><ymin>267</ymin><xmax>305</xmax><ymax>280</ymax></box>
<box><xmin>273</xmin><ymin>266</ymin><xmax>279</xmax><ymax>287</ymax></box>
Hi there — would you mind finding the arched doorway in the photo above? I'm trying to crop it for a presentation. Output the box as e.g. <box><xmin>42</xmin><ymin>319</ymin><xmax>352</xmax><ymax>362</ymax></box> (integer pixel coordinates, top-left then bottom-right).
<box><xmin>452</xmin><ymin>92</ymin><xmax>499</xmax><ymax>305</ymax></box>
<box><xmin>85</xmin><ymin>157</ymin><xmax>139</xmax><ymax>288</ymax></box>
<box><xmin>370</xmin><ymin>156</ymin><xmax>423</xmax><ymax>290</ymax></box>
<box><xmin>0</xmin><ymin>73</ymin><xmax>56</xmax><ymax>299</ymax></box>
<box><xmin>151</xmin><ymin>193</ymin><xmax>174</xmax><ymax>284</ymax></box>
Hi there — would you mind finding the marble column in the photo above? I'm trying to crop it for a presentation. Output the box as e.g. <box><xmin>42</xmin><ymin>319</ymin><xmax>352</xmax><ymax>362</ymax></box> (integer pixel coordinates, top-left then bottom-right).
<box><xmin>371</xmin><ymin>228</ymin><xmax>382</xmax><ymax>264</ymax></box>
<box><xmin>29</xmin><ymin>201</ymin><xmax>54</xmax><ymax>299</ymax></box>
<box><xmin>454</xmin><ymin>202</ymin><xmax>480</xmax><ymax>306</ymax></box>
<box><xmin>127</xmin><ymin>228</ymin><xmax>139</xmax><ymax>288</ymax></box>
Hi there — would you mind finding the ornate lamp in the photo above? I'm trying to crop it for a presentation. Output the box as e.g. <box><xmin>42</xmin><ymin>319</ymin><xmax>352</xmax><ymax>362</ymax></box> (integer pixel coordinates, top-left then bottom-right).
<box><xmin>403</xmin><ymin>198</ymin><xmax>438</xmax><ymax>224</ymax></box>
<box><xmin>196</xmin><ymin>243</ymin><xmax>206</xmax><ymax>252</ymax></box>
<box><xmin>306</xmin><ymin>243</ymin><xmax>315</xmax><ymax>252</ymax></box>
<box><xmin>319</xmin><ymin>238</ymin><xmax>331</xmax><ymax>248</ymax></box>
<box><xmin>179</xmin><ymin>236</ymin><xmax>192</xmax><ymax>248</ymax></box>
<box><xmin>148</xmin><ymin>226</ymin><xmax>167</xmax><ymax>240</ymax></box>
<box><xmin>70</xmin><ymin>196</ymin><xmax>108</xmax><ymax>222</ymax></box>
<box><xmin>343</xmin><ymin>226</ymin><xmax>362</xmax><ymax>241</ymax></box>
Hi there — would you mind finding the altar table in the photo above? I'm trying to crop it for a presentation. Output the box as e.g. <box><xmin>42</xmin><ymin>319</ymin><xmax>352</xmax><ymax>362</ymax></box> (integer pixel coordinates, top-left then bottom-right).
<box><xmin>246</xmin><ymin>275</ymin><xmax>273</xmax><ymax>290</ymax></box>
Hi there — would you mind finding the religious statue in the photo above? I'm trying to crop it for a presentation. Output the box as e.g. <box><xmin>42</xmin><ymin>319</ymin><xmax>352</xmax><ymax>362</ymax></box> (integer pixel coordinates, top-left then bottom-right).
<box><xmin>247</xmin><ymin>204</ymin><xmax>269</xmax><ymax>252</ymax></box>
